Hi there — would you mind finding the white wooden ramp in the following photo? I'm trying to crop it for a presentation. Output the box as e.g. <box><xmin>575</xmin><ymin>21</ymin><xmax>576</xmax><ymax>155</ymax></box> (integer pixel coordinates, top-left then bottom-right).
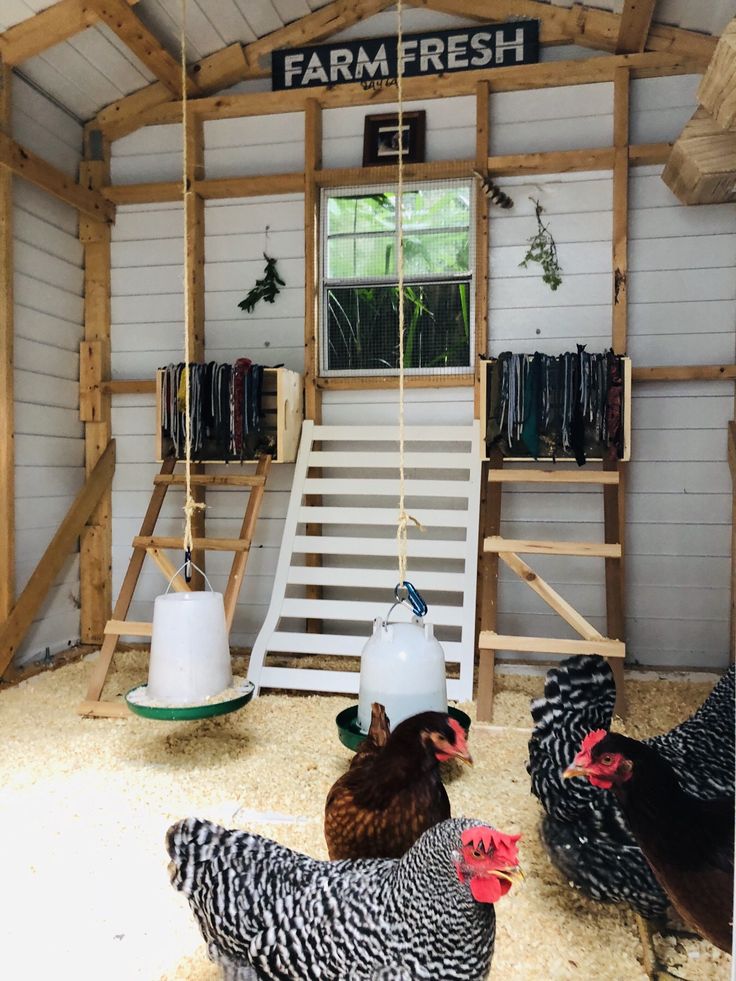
<box><xmin>247</xmin><ymin>421</ymin><xmax>481</xmax><ymax>700</ymax></box>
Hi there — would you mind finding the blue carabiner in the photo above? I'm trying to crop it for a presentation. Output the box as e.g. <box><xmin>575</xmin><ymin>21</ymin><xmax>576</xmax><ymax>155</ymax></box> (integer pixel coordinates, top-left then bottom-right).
<box><xmin>394</xmin><ymin>580</ymin><xmax>428</xmax><ymax>618</ymax></box>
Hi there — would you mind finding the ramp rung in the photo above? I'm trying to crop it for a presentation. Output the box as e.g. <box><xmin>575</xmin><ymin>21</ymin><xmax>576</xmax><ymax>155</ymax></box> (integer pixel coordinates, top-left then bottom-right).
<box><xmin>484</xmin><ymin>536</ymin><xmax>621</xmax><ymax>558</ymax></box>
<box><xmin>154</xmin><ymin>474</ymin><xmax>266</xmax><ymax>487</ymax></box>
<box><xmin>104</xmin><ymin>619</ymin><xmax>152</xmax><ymax>637</ymax></box>
<box><xmin>479</xmin><ymin>631</ymin><xmax>625</xmax><ymax>657</ymax></box>
<box><xmin>133</xmin><ymin>536</ymin><xmax>250</xmax><ymax>551</ymax></box>
<box><xmin>488</xmin><ymin>470</ymin><xmax>619</xmax><ymax>485</ymax></box>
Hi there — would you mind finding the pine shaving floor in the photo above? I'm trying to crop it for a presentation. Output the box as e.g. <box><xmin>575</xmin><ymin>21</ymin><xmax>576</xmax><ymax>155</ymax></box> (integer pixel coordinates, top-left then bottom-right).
<box><xmin>0</xmin><ymin>651</ymin><xmax>731</xmax><ymax>981</ymax></box>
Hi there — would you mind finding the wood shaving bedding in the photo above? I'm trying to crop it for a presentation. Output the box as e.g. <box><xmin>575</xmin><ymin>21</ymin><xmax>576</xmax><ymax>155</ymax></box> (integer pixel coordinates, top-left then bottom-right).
<box><xmin>0</xmin><ymin>650</ymin><xmax>729</xmax><ymax>980</ymax></box>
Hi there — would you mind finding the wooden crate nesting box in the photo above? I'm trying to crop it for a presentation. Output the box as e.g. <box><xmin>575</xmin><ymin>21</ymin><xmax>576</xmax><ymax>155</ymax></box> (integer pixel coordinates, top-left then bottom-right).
<box><xmin>662</xmin><ymin>108</ymin><xmax>736</xmax><ymax>206</ymax></box>
<box><xmin>698</xmin><ymin>18</ymin><xmax>736</xmax><ymax>131</ymax></box>
<box><xmin>479</xmin><ymin>354</ymin><xmax>631</xmax><ymax>462</ymax></box>
<box><xmin>156</xmin><ymin>365</ymin><xmax>303</xmax><ymax>464</ymax></box>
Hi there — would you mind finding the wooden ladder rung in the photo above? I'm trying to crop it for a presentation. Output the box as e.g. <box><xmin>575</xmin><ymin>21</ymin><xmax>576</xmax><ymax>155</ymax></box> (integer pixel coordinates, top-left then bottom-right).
<box><xmin>153</xmin><ymin>474</ymin><xmax>266</xmax><ymax>487</ymax></box>
<box><xmin>488</xmin><ymin>469</ymin><xmax>619</xmax><ymax>485</ymax></box>
<box><xmin>133</xmin><ymin>536</ymin><xmax>251</xmax><ymax>552</ymax></box>
<box><xmin>104</xmin><ymin>619</ymin><xmax>152</xmax><ymax>637</ymax></box>
<box><xmin>484</xmin><ymin>536</ymin><xmax>621</xmax><ymax>558</ymax></box>
<box><xmin>479</xmin><ymin>631</ymin><xmax>626</xmax><ymax>658</ymax></box>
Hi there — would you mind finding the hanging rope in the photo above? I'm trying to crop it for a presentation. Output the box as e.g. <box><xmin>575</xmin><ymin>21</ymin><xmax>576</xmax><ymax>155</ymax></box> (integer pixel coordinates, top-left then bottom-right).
<box><xmin>179</xmin><ymin>0</ymin><xmax>205</xmax><ymax>573</ymax></box>
<box><xmin>395</xmin><ymin>0</ymin><xmax>409</xmax><ymax>586</ymax></box>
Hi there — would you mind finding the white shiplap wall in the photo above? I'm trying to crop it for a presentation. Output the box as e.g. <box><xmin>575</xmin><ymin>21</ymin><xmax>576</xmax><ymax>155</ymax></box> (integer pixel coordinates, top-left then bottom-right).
<box><xmin>12</xmin><ymin>76</ymin><xmax>85</xmax><ymax>667</ymax></box>
<box><xmin>109</xmin><ymin>68</ymin><xmax>736</xmax><ymax>669</ymax></box>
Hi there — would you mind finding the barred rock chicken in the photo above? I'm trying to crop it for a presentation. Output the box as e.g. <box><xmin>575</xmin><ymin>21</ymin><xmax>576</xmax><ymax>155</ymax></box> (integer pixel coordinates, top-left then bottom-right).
<box><xmin>166</xmin><ymin>816</ymin><xmax>522</xmax><ymax>981</ymax></box>
<box><xmin>325</xmin><ymin>707</ymin><xmax>472</xmax><ymax>861</ymax></box>
<box><xmin>565</xmin><ymin>729</ymin><xmax>734</xmax><ymax>953</ymax></box>
<box><xmin>528</xmin><ymin>656</ymin><xmax>734</xmax><ymax>974</ymax></box>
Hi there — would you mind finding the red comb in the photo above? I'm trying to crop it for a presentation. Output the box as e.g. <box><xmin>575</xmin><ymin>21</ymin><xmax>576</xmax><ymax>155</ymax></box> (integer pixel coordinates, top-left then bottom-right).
<box><xmin>581</xmin><ymin>729</ymin><xmax>608</xmax><ymax>754</ymax></box>
<box><xmin>461</xmin><ymin>826</ymin><xmax>521</xmax><ymax>864</ymax></box>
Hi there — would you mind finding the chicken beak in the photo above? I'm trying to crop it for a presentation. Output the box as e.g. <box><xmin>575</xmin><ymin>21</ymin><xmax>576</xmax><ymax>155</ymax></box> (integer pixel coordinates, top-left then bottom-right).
<box><xmin>488</xmin><ymin>865</ymin><xmax>525</xmax><ymax>886</ymax></box>
<box><xmin>562</xmin><ymin>764</ymin><xmax>589</xmax><ymax>780</ymax></box>
<box><xmin>455</xmin><ymin>749</ymin><xmax>473</xmax><ymax>766</ymax></box>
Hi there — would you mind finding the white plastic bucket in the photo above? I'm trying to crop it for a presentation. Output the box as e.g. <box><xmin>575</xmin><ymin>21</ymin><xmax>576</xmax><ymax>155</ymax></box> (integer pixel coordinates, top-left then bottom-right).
<box><xmin>357</xmin><ymin>617</ymin><xmax>448</xmax><ymax>733</ymax></box>
<box><xmin>147</xmin><ymin>572</ymin><xmax>232</xmax><ymax>705</ymax></box>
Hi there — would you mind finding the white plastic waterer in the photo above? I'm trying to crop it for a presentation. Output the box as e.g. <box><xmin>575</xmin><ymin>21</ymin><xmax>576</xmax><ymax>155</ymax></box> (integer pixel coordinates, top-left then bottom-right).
<box><xmin>147</xmin><ymin>566</ymin><xmax>232</xmax><ymax>705</ymax></box>
<box><xmin>357</xmin><ymin>584</ymin><xmax>448</xmax><ymax>733</ymax></box>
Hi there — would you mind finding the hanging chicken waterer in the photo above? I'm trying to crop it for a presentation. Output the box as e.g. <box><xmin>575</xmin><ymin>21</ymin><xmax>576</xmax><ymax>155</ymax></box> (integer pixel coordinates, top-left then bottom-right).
<box><xmin>357</xmin><ymin>583</ymin><xmax>448</xmax><ymax>733</ymax></box>
<box><xmin>126</xmin><ymin>563</ymin><xmax>253</xmax><ymax>720</ymax></box>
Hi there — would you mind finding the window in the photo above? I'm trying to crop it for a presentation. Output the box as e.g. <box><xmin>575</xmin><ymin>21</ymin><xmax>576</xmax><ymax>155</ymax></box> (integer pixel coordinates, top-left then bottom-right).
<box><xmin>320</xmin><ymin>180</ymin><xmax>474</xmax><ymax>377</ymax></box>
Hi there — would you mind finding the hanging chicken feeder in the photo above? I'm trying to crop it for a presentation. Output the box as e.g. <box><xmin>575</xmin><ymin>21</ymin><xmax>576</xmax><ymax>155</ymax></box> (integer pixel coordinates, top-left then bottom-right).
<box><xmin>126</xmin><ymin>564</ymin><xmax>253</xmax><ymax>720</ymax></box>
<box><xmin>335</xmin><ymin>582</ymin><xmax>458</xmax><ymax>748</ymax></box>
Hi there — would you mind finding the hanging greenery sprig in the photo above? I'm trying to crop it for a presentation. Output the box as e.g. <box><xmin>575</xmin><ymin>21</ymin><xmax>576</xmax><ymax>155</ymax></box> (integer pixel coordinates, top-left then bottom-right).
<box><xmin>238</xmin><ymin>254</ymin><xmax>285</xmax><ymax>313</ymax></box>
<box><xmin>519</xmin><ymin>198</ymin><xmax>563</xmax><ymax>291</ymax></box>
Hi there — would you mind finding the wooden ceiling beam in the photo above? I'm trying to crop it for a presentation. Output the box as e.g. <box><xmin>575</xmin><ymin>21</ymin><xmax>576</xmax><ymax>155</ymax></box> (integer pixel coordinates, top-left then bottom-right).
<box><xmin>127</xmin><ymin>51</ymin><xmax>703</xmax><ymax>131</ymax></box>
<box><xmin>662</xmin><ymin>106</ymin><xmax>736</xmax><ymax>205</ymax></box>
<box><xmin>85</xmin><ymin>0</ymin><xmax>202</xmax><ymax>96</ymax></box>
<box><xmin>245</xmin><ymin>0</ymin><xmax>396</xmax><ymax>73</ymax></box>
<box><xmin>698</xmin><ymin>17</ymin><xmax>736</xmax><ymax>130</ymax></box>
<box><xmin>616</xmin><ymin>1</ymin><xmax>657</xmax><ymax>54</ymax></box>
<box><xmin>406</xmin><ymin>0</ymin><xmax>715</xmax><ymax>62</ymax></box>
<box><xmin>95</xmin><ymin>0</ymin><xmax>395</xmax><ymax>140</ymax></box>
<box><xmin>0</xmin><ymin>0</ymin><xmax>139</xmax><ymax>66</ymax></box>
<box><xmin>0</xmin><ymin>131</ymin><xmax>115</xmax><ymax>221</ymax></box>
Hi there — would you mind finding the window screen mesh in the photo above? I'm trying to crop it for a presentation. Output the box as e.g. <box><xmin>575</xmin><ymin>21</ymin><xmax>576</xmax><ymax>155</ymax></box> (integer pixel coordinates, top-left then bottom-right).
<box><xmin>321</xmin><ymin>180</ymin><xmax>475</xmax><ymax>377</ymax></box>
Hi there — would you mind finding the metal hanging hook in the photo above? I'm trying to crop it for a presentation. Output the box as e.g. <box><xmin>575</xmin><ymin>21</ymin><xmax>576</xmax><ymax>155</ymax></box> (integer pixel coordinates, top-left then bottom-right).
<box><xmin>183</xmin><ymin>546</ymin><xmax>192</xmax><ymax>583</ymax></box>
<box><xmin>385</xmin><ymin>580</ymin><xmax>428</xmax><ymax>623</ymax></box>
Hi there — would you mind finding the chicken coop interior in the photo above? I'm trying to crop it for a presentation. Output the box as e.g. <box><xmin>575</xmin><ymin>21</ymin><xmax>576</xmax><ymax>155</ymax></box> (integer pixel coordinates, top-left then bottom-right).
<box><xmin>0</xmin><ymin>1</ymin><xmax>735</xmax><ymax>979</ymax></box>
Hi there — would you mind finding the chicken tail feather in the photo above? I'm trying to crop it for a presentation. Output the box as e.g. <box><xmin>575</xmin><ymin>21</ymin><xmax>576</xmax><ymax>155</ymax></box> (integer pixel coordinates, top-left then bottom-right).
<box><xmin>166</xmin><ymin>817</ymin><xmax>232</xmax><ymax>897</ymax></box>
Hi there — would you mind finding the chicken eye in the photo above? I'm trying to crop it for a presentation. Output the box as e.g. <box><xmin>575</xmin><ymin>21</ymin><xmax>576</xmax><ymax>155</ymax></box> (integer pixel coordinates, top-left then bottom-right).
<box><xmin>471</xmin><ymin>848</ymin><xmax>484</xmax><ymax>859</ymax></box>
<box><xmin>600</xmin><ymin>754</ymin><xmax>613</xmax><ymax>765</ymax></box>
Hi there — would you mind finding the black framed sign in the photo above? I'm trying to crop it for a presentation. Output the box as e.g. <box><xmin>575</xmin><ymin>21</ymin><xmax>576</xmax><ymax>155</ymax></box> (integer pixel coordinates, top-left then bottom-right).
<box><xmin>363</xmin><ymin>111</ymin><xmax>426</xmax><ymax>166</ymax></box>
<box><xmin>272</xmin><ymin>21</ymin><xmax>540</xmax><ymax>91</ymax></box>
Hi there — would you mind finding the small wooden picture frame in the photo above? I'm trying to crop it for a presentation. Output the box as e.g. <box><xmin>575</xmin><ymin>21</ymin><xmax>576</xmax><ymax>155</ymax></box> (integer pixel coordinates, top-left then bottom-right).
<box><xmin>362</xmin><ymin>110</ymin><xmax>426</xmax><ymax>167</ymax></box>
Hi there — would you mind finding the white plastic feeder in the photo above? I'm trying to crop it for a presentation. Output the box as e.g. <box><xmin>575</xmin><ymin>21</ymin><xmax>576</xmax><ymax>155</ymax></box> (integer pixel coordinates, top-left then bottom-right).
<box><xmin>147</xmin><ymin>573</ymin><xmax>232</xmax><ymax>706</ymax></box>
<box><xmin>357</xmin><ymin>616</ymin><xmax>448</xmax><ymax>733</ymax></box>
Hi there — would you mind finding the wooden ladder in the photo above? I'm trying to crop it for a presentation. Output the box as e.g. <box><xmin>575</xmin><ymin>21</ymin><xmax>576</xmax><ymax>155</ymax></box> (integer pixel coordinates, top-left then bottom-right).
<box><xmin>77</xmin><ymin>455</ymin><xmax>271</xmax><ymax>717</ymax></box>
<box><xmin>476</xmin><ymin>451</ymin><xmax>626</xmax><ymax>721</ymax></box>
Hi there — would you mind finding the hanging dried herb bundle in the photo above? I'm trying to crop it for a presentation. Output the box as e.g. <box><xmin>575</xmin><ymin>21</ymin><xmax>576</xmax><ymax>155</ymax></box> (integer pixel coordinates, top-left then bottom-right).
<box><xmin>238</xmin><ymin>254</ymin><xmax>285</xmax><ymax>313</ymax></box>
<box><xmin>519</xmin><ymin>198</ymin><xmax>562</xmax><ymax>291</ymax></box>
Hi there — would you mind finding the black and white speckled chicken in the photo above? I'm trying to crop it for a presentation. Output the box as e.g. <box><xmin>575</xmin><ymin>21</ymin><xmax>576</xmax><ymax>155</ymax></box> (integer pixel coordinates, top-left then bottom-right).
<box><xmin>166</xmin><ymin>816</ymin><xmax>522</xmax><ymax>980</ymax></box>
<box><xmin>527</xmin><ymin>655</ymin><xmax>735</xmax><ymax>919</ymax></box>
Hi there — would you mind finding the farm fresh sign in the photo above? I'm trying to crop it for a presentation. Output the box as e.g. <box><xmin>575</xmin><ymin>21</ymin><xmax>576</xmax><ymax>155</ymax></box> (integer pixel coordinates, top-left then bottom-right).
<box><xmin>271</xmin><ymin>21</ymin><xmax>539</xmax><ymax>91</ymax></box>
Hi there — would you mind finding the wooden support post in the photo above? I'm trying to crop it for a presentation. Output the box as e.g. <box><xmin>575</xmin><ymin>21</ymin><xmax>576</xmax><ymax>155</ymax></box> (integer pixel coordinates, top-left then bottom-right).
<box><xmin>474</xmin><ymin>80</ymin><xmax>489</xmax><ymax>418</ymax></box>
<box><xmin>184</xmin><ymin>112</ymin><xmax>206</xmax><ymax>590</ymax></box>
<box><xmin>477</xmin><ymin>450</ymin><xmax>503</xmax><ymax>722</ymax></box>
<box><xmin>304</xmin><ymin>99</ymin><xmax>323</xmax><ymax>630</ymax></box>
<box><xmin>729</xmin><ymin>421</ymin><xmax>736</xmax><ymax>665</ymax></box>
<box><xmin>79</xmin><ymin>127</ymin><xmax>113</xmax><ymax>644</ymax></box>
<box><xmin>612</xmin><ymin>66</ymin><xmax>629</xmax><ymax>355</ymax></box>
<box><xmin>0</xmin><ymin>60</ymin><xmax>14</xmax><ymax>623</ymax></box>
<box><xmin>606</xmin><ymin>66</ymin><xmax>630</xmax><ymax>717</ymax></box>
<box><xmin>82</xmin><ymin>457</ymin><xmax>175</xmax><ymax>705</ymax></box>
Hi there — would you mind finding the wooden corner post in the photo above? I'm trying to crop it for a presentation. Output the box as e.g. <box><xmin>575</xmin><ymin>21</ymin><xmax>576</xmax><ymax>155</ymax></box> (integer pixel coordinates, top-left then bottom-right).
<box><xmin>606</xmin><ymin>66</ymin><xmax>630</xmax><ymax>716</ymax></box>
<box><xmin>184</xmin><ymin>111</ymin><xmax>206</xmax><ymax>589</ymax></box>
<box><xmin>304</xmin><ymin>98</ymin><xmax>322</xmax><ymax>424</ymax></box>
<box><xmin>79</xmin><ymin>125</ymin><xmax>113</xmax><ymax>643</ymax></box>
<box><xmin>0</xmin><ymin>60</ymin><xmax>14</xmax><ymax>623</ymax></box>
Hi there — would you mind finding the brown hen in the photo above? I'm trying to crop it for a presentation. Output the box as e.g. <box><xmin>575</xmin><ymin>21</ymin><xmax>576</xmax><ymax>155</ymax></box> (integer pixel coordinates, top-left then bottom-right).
<box><xmin>325</xmin><ymin>705</ymin><xmax>471</xmax><ymax>860</ymax></box>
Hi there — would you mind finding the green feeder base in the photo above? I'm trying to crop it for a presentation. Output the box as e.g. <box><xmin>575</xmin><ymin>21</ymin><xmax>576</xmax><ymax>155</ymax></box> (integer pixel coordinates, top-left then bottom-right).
<box><xmin>336</xmin><ymin>704</ymin><xmax>471</xmax><ymax>752</ymax></box>
<box><xmin>125</xmin><ymin>680</ymin><xmax>254</xmax><ymax>721</ymax></box>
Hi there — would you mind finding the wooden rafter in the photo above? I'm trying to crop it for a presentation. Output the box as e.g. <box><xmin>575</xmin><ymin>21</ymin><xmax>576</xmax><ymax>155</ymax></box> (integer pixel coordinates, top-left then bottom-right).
<box><xmin>0</xmin><ymin>0</ymin><xmax>139</xmax><ymax>66</ymax></box>
<box><xmin>406</xmin><ymin>0</ymin><xmax>715</xmax><ymax>61</ymax></box>
<box><xmin>616</xmin><ymin>0</ymin><xmax>657</xmax><ymax>54</ymax></box>
<box><xmin>97</xmin><ymin>42</ymin><xmax>247</xmax><ymax>141</ymax></box>
<box><xmin>95</xmin><ymin>0</ymin><xmax>395</xmax><ymax>140</ymax></box>
<box><xmin>0</xmin><ymin>131</ymin><xmax>114</xmax><ymax>222</ymax></box>
<box><xmin>86</xmin><ymin>0</ymin><xmax>202</xmax><ymax>96</ymax></box>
